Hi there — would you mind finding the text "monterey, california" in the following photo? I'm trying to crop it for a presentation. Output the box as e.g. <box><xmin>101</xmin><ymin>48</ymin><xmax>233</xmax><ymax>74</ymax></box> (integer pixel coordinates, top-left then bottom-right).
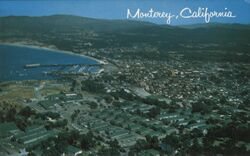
<box><xmin>127</xmin><ymin>7</ymin><xmax>236</xmax><ymax>24</ymax></box>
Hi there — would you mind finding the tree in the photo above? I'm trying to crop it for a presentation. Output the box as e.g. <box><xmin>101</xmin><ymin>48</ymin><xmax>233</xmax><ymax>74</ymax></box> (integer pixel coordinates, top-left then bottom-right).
<box><xmin>189</xmin><ymin>138</ymin><xmax>203</xmax><ymax>154</ymax></box>
<box><xmin>81</xmin><ymin>79</ymin><xmax>104</xmax><ymax>93</ymax></box>
<box><xmin>70</xmin><ymin>110</ymin><xmax>80</xmax><ymax>121</ymax></box>
<box><xmin>103</xmin><ymin>95</ymin><xmax>113</xmax><ymax>104</ymax></box>
<box><xmin>80</xmin><ymin>132</ymin><xmax>95</xmax><ymax>150</ymax></box>
<box><xmin>41</xmin><ymin>147</ymin><xmax>60</xmax><ymax>156</ymax></box>
<box><xmin>97</xmin><ymin>147</ymin><xmax>120</xmax><ymax>156</ymax></box>
<box><xmin>55</xmin><ymin>139</ymin><xmax>68</xmax><ymax>153</ymax></box>
<box><xmin>69</xmin><ymin>130</ymin><xmax>80</xmax><ymax>145</ymax></box>
<box><xmin>128</xmin><ymin>149</ymin><xmax>136</xmax><ymax>156</ymax></box>
<box><xmin>18</xmin><ymin>106</ymin><xmax>35</xmax><ymax>117</ymax></box>
<box><xmin>191</xmin><ymin>128</ymin><xmax>203</xmax><ymax>138</ymax></box>
<box><xmin>15</xmin><ymin>116</ymin><xmax>27</xmax><ymax>131</ymax></box>
<box><xmin>70</xmin><ymin>79</ymin><xmax>77</xmax><ymax>91</ymax></box>
<box><xmin>133</xmin><ymin>139</ymin><xmax>148</xmax><ymax>151</ymax></box>
<box><xmin>6</xmin><ymin>108</ymin><xmax>17</xmax><ymax>122</ymax></box>
<box><xmin>109</xmin><ymin>139</ymin><xmax>120</xmax><ymax>149</ymax></box>
<box><xmin>148</xmin><ymin>107</ymin><xmax>160</xmax><ymax>118</ymax></box>
<box><xmin>89</xmin><ymin>102</ymin><xmax>98</xmax><ymax>109</ymax></box>
<box><xmin>146</xmin><ymin>135</ymin><xmax>159</xmax><ymax>149</ymax></box>
<box><xmin>164</xmin><ymin>134</ymin><xmax>180</xmax><ymax>149</ymax></box>
<box><xmin>191</xmin><ymin>102</ymin><xmax>210</xmax><ymax>114</ymax></box>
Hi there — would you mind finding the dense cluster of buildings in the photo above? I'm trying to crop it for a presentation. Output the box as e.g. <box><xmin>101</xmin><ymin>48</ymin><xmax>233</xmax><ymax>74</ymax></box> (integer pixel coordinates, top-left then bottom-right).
<box><xmin>1</xmin><ymin>43</ymin><xmax>250</xmax><ymax>155</ymax></box>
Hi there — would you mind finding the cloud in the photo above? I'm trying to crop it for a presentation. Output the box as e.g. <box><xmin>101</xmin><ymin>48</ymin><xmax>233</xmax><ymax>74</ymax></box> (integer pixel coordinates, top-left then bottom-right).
<box><xmin>245</xmin><ymin>0</ymin><xmax>250</xmax><ymax>4</ymax></box>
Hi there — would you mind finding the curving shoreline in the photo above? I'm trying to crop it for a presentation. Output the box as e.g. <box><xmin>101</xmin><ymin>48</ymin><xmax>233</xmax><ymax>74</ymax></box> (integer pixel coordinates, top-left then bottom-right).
<box><xmin>0</xmin><ymin>42</ymin><xmax>102</xmax><ymax>64</ymax></box>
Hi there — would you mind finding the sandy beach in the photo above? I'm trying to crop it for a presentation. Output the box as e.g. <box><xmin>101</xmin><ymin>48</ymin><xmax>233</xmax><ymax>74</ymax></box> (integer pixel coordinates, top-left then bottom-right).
<box><xmin>0</xmin><ymin>42</ymin><xmax>102</xmax><ymax>64</ymax></box>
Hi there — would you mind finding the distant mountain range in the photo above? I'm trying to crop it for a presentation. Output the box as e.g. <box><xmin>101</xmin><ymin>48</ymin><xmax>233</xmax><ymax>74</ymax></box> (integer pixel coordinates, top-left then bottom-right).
<box><xmin>0</xmin><ymin>15</ymin><xmax>249</xmax><ymax>52</ymax></box>
<box><xmin>0</xmin><ymin>15</ymin><xmax>156</xmax><ymax>33</ymax></box>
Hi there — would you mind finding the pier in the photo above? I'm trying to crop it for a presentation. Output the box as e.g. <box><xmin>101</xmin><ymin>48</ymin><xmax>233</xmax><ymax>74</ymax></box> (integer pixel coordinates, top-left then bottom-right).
<box><xmin>24</xmin><ymin>63</ymin><xmax>103</xmax><ymax>69</ymax></box>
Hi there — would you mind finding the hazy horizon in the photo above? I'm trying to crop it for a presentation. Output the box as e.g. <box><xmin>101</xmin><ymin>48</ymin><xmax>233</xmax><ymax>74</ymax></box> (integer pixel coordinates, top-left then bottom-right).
<box><xmin>1</xmin><ymin>13</ymin><xmax>250</xmax><ymax>27</ymax></box>
<box><xmin>0</xmin><ymin>0</ymin><xmax>249</xmax><ymax>25</ymax></box>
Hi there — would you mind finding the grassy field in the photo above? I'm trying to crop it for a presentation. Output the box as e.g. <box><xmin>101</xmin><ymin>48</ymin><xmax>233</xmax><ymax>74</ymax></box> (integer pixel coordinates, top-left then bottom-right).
<box><xmin>0</xmin><ymin>80</ymin><xmax>69</xmax><ymax>111</ymax></box>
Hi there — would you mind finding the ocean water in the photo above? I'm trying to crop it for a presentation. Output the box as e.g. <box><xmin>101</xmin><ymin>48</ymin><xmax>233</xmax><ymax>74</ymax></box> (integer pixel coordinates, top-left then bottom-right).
<box><xmin>0</xmin><ymin>44</ymin><xmax>98</xmax><ymax>82</ymax></box>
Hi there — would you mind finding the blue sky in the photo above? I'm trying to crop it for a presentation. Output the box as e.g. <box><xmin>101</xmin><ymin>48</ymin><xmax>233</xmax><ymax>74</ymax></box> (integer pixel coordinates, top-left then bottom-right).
<box><xmin>0</xmin><ymin>0</ymin><xmax>249</xmax><ymax>25</ymax></box>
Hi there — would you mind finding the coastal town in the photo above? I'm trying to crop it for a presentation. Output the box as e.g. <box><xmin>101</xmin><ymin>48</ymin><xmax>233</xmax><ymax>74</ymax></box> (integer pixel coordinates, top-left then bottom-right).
<box><xmin>0</xmin><ymin>13</ymin><xmax>250</xmax><ymax>156</ymax></box>
<box><xmin>1</xmin><ymin>40</ymin><xmax>250</xmax><ymax>156</ymax></box>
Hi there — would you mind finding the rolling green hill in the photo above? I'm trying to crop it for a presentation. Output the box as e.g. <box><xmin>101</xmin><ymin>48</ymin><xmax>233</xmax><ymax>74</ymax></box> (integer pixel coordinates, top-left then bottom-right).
<box><xmin>0</xmin><ymin>15</ymin><xmax>249</xmax><ymax>62</ymax></box>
